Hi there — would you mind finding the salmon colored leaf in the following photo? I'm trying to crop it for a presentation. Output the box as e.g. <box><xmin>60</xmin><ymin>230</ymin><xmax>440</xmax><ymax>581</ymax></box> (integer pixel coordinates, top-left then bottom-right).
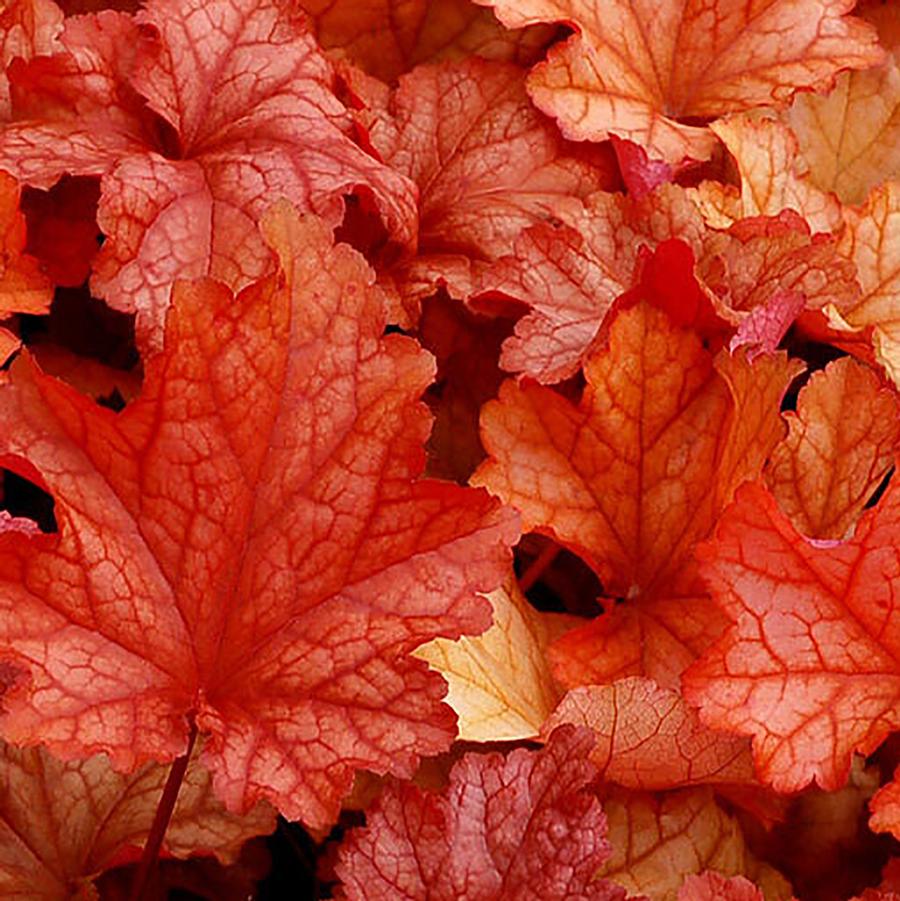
<box><xmin>870</xmin><ymin>767</ymin><xmax>900</xmax><ymax>841</ymax></box>
<box><xmin>475</xmin><ymin>302</ymin><xmax>800</xmax><ymax>688</ymax></box>
<box><xmin>0</xmin><ymin>169</ymin><xmax>53</xmax><ymax>315</ymax></box>
<box><xmin>544</xmin><ymin>677</ymin><xmax>755</xmax><ymax>791</ymax></box>
<box><xmin>598</xmin><ymin>786</ymin><xmax>790</xmax><ymax>901</ymax></box>
<box><xmin>684</xmin><ymin>481</ymin><xmax>900</xmax><ymax>793</ymax></box>
<box><xmin>765</xmin><ymin>356</ymin><xmax>900</xmax><ymax>539</ymax></box>
<box><xmin>0</xmin><ymin>740</ymin><xmax>275</xmax><ymax>899</ymax></box>
<box><xmin>728</xmin><ymin>290</ymin><xmax>804</xmax><ymax>359</ymax></box>
<box><xmin>334</xmin><ymin>725</ymin><xmax>628</xmax><ymax>901</ymax></box>
<box><xmin>1</xmin><ymin>0</ymin><xmax>418</xmax><ymax>348</ymax></box>
<box><xmin>414</xmin><ymin>575</ymin><xmax>572</xmax><ymax>742</ymax></box>
<box><xmin>830</xmin><ymin>181</ymin><xmax>900</xmax><ymax>386</ymax></box>
<box><xmin>475</xmin><ymin>0</ymin><xmax>883</xmax><ymax>163</ymax></box>
<box><xmin>679</xmin><ymin>873</ymin><xmax>764</xmax><ymax>901</ymax></box>
<box><xmin>296</xmin><ymin>0</ymin><xmax>555</xmax><ymax>84</ymax></box>
<box><xmin>367</xmin><ymin>57</ymin><xmax>617</xmax><ymax>312</ymax></box>
<box><xmin>690</xmin><ymin>115</ymin><xmax>844</xmax><ymax>233</ymax></box>
<box><xmin>786</xmin><ymin>1</ymin><xmax>900</xmax><ymax>204</ymax></box>
<box><xmin>0</xmin><ymin>204</ymin><xmax>518</xmax><ymax>829</ymax></box>
<box><xmin>0</xmin><ymin>0</ymin><xmax>62</xmax><ymax>118</ymax></box>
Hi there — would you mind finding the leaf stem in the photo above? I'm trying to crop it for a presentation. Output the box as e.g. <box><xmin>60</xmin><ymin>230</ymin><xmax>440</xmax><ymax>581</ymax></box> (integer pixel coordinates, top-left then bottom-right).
<box><xmin>128</xmin><ymin>716</ymin><xmax>199</xmax><ymax>901</ymax></box>
<box><xmin>519</xmin><ymin>542</ymin><xmax>560</xmax><ymax>594</ymax></box>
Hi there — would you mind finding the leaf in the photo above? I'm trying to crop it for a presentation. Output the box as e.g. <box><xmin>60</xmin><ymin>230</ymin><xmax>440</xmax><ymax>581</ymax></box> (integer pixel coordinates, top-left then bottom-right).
<box><xmin>367</xmin><ymin>57</ymin><xmax>617</xmax><ymax>311</ymax></box>
<box><xmin>334</xmin><ymin>725</ymin><xmax>628</xmax><ymax>901</ymax></box>
<box><xmin>0</xmin><ymin>169</ymin><xmax>53</xmax><ymax>315</ymax></box>
<box><xmin>683</xmin><ymin>481</ymin><xmax>900</xmax><ymax>793</ymax></box>
<box><xmin>786</xmin><ymin>1</ymin><xmax>900</xmax><ymax>204</ymax></box>
<box><xmin>296</xmin><ymin>0</ymin><xmax>555</xmax><ymax>84</ymax></box>
<box><xmin>1</xmin><ymin>0</ymin><xmax>418</xmax><ymax>348</ymax></box>
<box><xmin>475</xmin><ymin>0</ymin><xmax>883</xmax><ymax>163</ymax></box>
<box><xmin>475</xmin><ymin>302</ymin><xmax>800</xmax><ymax>688</ymax></box>
<box><xmin>544</xmin><ymin>677</ymin><xmax>755</xmax><ymax>791</ymax></box>
<box><xmin>0</xmin><ymin>0</ymin><xmax>62</xmax><ymax>118</ymax></box>
<box><xmin>414</xmin><ymin>575</ymin><xmax>571</xmax><ymax>742</ymax></box>
<box><xmin>870</xmin><ymin>767</ymin><xmax>900</xmax><ymax>841</ymax></box>
<box><xmin>679</xmin><ymin>873</ymin><xmax>764</xmax><ymax>901</ymax></box>
<box><xmin>830</xmin><ymin>181</ymin><xmax>900</xmax><ymax>386</ymax></box>
<box><xmin>0</xmin><ymin>204</ymin><xmax>518</xmax><ymax>829</ymax></box>
<box><xmin>598</xmin><ymin>786</ymin><xmax>790</xmax><ymax>901</ymax></box>
<box><xmin>690</xmin><ymin>115</ymin><xmax>844</xmax><ymax>233</ymax></box>
<box><xmin>0</xmin><ymin>740</ymin><xmax>275</xmax><ymax>899</ymax></box>
<box><xmin>765</xmin><ymin>356</ymin><xmax>900</xmax><ymax>539</ymax></box>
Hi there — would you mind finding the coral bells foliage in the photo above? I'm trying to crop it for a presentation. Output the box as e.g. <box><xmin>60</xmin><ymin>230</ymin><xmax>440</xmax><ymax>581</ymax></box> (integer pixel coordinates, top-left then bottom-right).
<box><xmin>4</xmin><ymin>0</ymin><xmax>900</xmax><ymax>899</ymax></box>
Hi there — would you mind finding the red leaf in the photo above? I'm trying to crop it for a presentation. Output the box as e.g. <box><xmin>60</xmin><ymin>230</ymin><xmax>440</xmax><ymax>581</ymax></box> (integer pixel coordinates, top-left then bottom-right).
<box><xmin>0</xmin><ymin>740</ymin><xmax>275</xmax><ymax>898</ymax></box>
<box><xmin>0</xmin><ymin>0</ymin><xmax>63</xmax><ymax>118</ymax></box>
<box><xmin>0</xmin><ymin>204</ymin><xmax>518</xmax><ymax>828</ymax></box>
<box><xmin>475</xmin><ymin>0</ymin><xmax>883</xmax><ymax>163</ymax></box>
<box><xmin>367</xmin><ymin>57</ymin><xmax>617</xmax><ymax>313</ymax></box>
<box><xmin>1</xmin><ymin>0</ymin><xmax>418</xmax><ymax>348</ymax></box>
<box><xmin>679</xmin><ymin>873</ymin><xmax>764</xmax><ymax>901</ymax></box>
<box><xmin>684</xmin><ymin>481</ymin><xmax>900</xmax><ymax>792</ymax></box>
<box><xmin>334</xmin><ymin>725</ymin><xmax>628</xmax><ymax>901</ymax></box>
<box><xmin>475</xmin><ymin>302</ymin><xmax>800</xmax><ymax>688</ymax></box>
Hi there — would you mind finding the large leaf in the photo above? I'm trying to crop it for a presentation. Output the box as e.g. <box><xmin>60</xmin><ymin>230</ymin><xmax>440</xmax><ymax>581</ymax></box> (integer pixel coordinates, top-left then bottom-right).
<box><xmin>0</xmin><ymin>204</ymin><xmax>518</xmax><ymax>829</ymax></box>
<box><xmin>475</xmin><ymin>0</ymin><xmax>882</xmax><ymax>162</ymax></box>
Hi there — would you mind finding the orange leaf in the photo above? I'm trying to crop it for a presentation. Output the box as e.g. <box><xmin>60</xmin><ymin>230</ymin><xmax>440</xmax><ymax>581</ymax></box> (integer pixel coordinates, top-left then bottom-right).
<box><xmin>766</xmin><ymin>357</ymin><xmax>900</xmax><ymax>539</ymax></box>
<box><xmin>0</xmin><ymin>204</ymin><xmax>518</xmax><ymax>829</ymax></box>
<box><xmin>684</xmin><ymin>481</ymin><xmax>900</xmax><ymax>792</ymax></box>
<box><xmin>475</xmin><ymin>0</ymin><xmax>882</xmax><ymax>163</ymax></box>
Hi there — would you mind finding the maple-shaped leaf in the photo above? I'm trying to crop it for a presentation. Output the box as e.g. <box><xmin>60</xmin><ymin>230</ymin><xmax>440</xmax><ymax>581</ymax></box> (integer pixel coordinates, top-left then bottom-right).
<box><xmin>684</xmin><ymin>480</ymin><xmax>900</xmax><ymax>793</ymax></box>
<box><xmin>0</xmin><ymin>204</ymin><xmax>518</xmax><ymax>829</ymax></box>
<box><xmin>0</xmin><ymin>0</ymin><xmax>62</xmax><ymax>118</ymax></box>
<box><xmin>334</xmin><ymin>725</ymin><xmax>628</xmax><ymax>901</ymax></box>
<box><xmin>544</xmin><ymin>677</ymin><xmax>755</xmax><ymax>791</ymax></box>
<box><xmin>366</xmin><ymin>57</ymin><xmax>617</xmax><ymax>313</ymax></box>
<box><xmin>475</xmin><ymin>302</ymin><xmax>800</xmax><ymax>688</ymax></box>
<box><xmin>690</xmin><ymin>115</ymin><xmax>843</xmax><ymax>234</ymax></box>
<box><xmin>0</xmin><ymin>740</ymin><xmax>275</xmax><ymax>899</ymax></box>
<box><xmin>830</xmin><ymin>181</ymin><xmax>900</xmax><ymax>386</ymax></box>
<box><xmin>296</xmin><ymin>0</ymin><xmax>554</xmax><ymax>84</ymax></box>
<box><xmin>765</xmin><ymin>356</ymin><xmax>899</xmax><ymax>540</ymax></box>
<box><xmin>0</xmin><ymin>169</ymin><xmax>53</xmax><ymax>315</ymax></box>
<box><xmin>474</xmin><ymin>0</ymin><xmax>882</xmax><ymax>163</ymax></box>
<box><xmin>1</xmin><ymin>0</ymin><xmax>417</xmax><ymax>347</ymax></box>
<box><xmin>679</xmin><ymin>873</ymin><xmax>764</xmax><ymax>901</ymax></box>
<box><xmin>414</xmin><ymin>575</ymin><xmax>572</xmax><ymax>742</ymax></box>
<box><xmin>786</xmin><ymin>1</ymin><xmax>900</xmax><ymax>205</ymax></box>
<box><xmin>599</xmin><ymin>786</ymin><xmax>791</xmax><ymax>901</ymax></box>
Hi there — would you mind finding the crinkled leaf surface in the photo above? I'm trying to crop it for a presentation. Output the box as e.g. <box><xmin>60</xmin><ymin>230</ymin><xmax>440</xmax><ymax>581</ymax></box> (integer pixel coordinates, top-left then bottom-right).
<box><xmin>684</xmin><ymin>481</ymin><xmax>900</xmax><ymax>793</ymax></box>
<box><xmin>545</xmin><ymin>677</ymin><xmax>755</xmax><ymax>791</ymax></box>
<box><xmin>0</xmin><ymin>0</ymin><xmax>62</xmax><ymax>118</ymax></box>
<box><xmin>367</xmin><ymin>57</ymin><xmax>617</xmax><ymax>310</ymax></box>
<box><xmin>335</xmin><ymin>725</ymin><xmax>627</xmax><ymax>901</ymax></box>
<box><xmin>765</xmin><ymin>356</ymin><xmax>899</xmax><ymax>540</ymax></box>
<box><xmin>1</xmin><ymin>0</ymin><xmax>417</xmax><ymax>347</ymax></box>
<box><xmin>832</xmin><ymin>181</ymin><xmax>900</xmax><ymax>386</ymax></box>
<box><xmin>296</xmin><ymin>0</ymin><xmax>554</xmax><ymax>84</ymax></box>
<box><xmin>475</xmin><ymin>0</ymin><xmax>882</xmax><ymax>163</ymax></box>
<box><xmin>598</xmin><ymin>786</ymin><xmax>790</xmax><ymax>901</ymax></box>
<box><xmin>415</xmin><ymin>575</ymin><xmax>571</xmax><ymax>742</ymax></box>
<box><xmin>475</xmin><ymin>302</ymin><xmax>799</xmax><ymax>688</ymax></box>
<box><xmin>691</xmin><ymin>115</ymin><xmax>844</xmax><ymax>233</ymax></box>
<box><xmin>0</xmin><ymin>741</ymin><xmax>275</xmax><ymax>899</ymax></box>
<box><xmin>786</xmin><ymin>0</ymin><xmax>900</xmax><ymax>204</ymax></box>
<box><xmin>0</xmin><ymin>205</ymin><xmax>517</xmax><ymax>829</ymax></box>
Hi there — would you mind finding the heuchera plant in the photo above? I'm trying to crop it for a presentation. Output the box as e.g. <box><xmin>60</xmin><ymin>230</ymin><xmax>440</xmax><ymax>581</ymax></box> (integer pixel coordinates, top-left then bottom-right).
<box><xmin>1</xmin><ymin>0</ymin><xmax>900</xmax><ymax>897</ymax></box>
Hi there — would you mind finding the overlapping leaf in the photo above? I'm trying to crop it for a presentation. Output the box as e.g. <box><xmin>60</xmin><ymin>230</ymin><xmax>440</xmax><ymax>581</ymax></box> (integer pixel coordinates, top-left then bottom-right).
<box><xmin>1</xmin><ymin>0</ymin><xmax>417</xmax><ymax>346</ymax></box>
<box><xmin>684</xmin><ymin>481</ymin><xmax>900</xmax><ymax>793</ymax></box>
<box><xmin>475</xmin><ymin>0</ymin><xmax>882</xmax><ymax>163</ymax></box>
<box><xmin>335</xmin><ymin>726</ymin><xmax>627</xmax><ymax>900</ymax></box>
<box><xmin>475</xmin><ymin>302</ymin><xmax>800</xmax><ymax>688</ymax></box>
<box><xmin>0</xmin><ymin>0</ymin><xmax>62</xmax><ymax>118</ymax></box>
<box><xmin>0</xmin><ymin>204</ymin><xmax>517</xmax><ymax>829</ymax></box>
<box><xmin>0</xmin><ymin>741</ymin><xmax>275</xmax><ymax>899</ymax></box>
